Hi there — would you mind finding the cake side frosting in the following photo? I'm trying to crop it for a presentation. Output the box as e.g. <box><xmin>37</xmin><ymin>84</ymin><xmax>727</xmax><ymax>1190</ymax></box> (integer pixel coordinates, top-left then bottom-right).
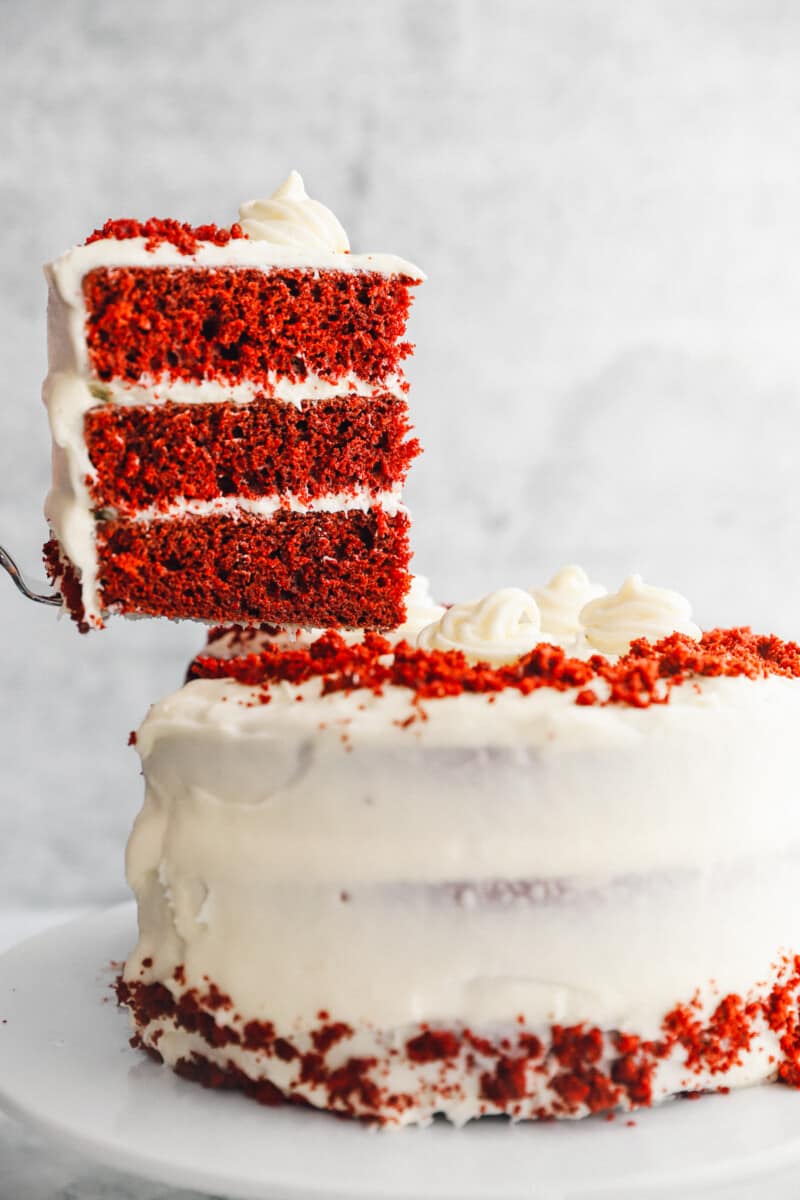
<box><xmin>118</xmin><ymin>947</ymin><xmax>800</xmax><ymax>1126</ymax></box>
<box><xmin>132</xmin><ymin>665</ymin><xmax>800</xmax><ymax>886</ymax></box>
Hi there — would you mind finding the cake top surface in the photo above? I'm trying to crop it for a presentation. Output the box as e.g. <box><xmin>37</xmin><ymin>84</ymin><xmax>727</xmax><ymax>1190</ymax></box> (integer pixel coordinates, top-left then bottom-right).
<box><xmin>185</xmin><ymin>571</ymin><xmax>800</xmax><ymax>712</ymax></box>
<box><xmin>84</xmin><ymin>218</ymin><xmax>245</xmax><ymax>254</ymax></box>
<box><xmin>188</xmin><ymin>623</ymin><xmax>800</xmax><ymax>711</ymax></box>
<box><xmin>51</xmin><ymin>171</ymin><xmax>424</xmax><ymax>283</ymax></box>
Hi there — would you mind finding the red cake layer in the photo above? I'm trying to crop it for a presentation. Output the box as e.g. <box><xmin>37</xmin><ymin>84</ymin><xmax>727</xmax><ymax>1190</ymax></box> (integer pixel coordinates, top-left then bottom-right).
<box><xmin>117</xmin><ymin>953</ymin><xmax>800</xmax><ymax>1124</ymax></box>
<box><xmin>84</xmin><ymin>395</ymin><xmax>419</xmax><ymax>514</ymax></box>
<box><xmin>45</xmin><ymin>508</ymin><xmax>410</xmax><ymax>628</ymax></box>
<box><xmin>84</xmin><ymin>268</ymin><xmax>417</xmax><ymax>390</ymax></box>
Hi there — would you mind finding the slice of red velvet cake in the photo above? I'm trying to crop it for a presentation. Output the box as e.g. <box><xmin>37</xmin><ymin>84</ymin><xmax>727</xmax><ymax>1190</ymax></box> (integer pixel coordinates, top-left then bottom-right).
<box><xmin>42</xmin><ymin>171</ymin><xmax>423</xmax><ymax>631</ymax></box>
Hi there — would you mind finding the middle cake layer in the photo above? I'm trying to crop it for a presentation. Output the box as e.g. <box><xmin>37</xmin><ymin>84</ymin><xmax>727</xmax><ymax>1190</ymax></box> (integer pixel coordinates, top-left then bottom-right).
<box><xmin>84</xmin><ymin>395</ymin><xmax>418</xmax><ymax>514</ymax></box>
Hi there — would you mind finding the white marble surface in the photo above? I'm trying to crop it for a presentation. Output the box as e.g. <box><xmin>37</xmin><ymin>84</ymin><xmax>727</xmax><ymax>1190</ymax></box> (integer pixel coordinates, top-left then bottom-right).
<box><xmin>3</xmin><ymin>4</ymin><xmax>800</xmax><ymax>911</ymax></box>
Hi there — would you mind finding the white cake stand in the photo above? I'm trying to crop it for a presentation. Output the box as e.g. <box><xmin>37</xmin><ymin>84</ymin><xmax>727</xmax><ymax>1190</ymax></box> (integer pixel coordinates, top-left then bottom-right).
<box><xmin>1</xmin><ymin>904</ymin><xmax>800</xmax><ymax>1200</ymax></box>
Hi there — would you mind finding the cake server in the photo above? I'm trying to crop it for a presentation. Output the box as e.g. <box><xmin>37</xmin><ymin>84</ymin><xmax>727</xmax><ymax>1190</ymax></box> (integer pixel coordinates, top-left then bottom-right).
<box><xmin>0</xmin><ymin>544</ymin><xmax>60</xmax><ymax>606</ymax></box>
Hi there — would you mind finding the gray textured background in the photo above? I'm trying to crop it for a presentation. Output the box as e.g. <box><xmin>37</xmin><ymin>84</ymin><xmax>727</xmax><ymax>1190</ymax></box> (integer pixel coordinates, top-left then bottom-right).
<box><xmin>2</xmin><ymin>0</ymin><xmax>800</xmax><ymax>907</ymax></box>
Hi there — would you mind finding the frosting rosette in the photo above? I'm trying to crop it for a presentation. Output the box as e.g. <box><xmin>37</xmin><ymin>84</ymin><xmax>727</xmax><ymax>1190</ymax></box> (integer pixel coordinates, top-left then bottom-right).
<box><xmin>580</xmin><ymin>574</ymin><xmax>702</xmax><ymax>655</ymax></box>
<box><xmin>239</xmin><ymin>170</ymin><xmax>350</xmax><ymax>252</ymax></box>
<box><xmin>532</xmin><ymin>565</ymin><xmax>606</xmax><ymax>640</ymax></box>
<box><xmin>417</xmin><ymin>587</ymin><xmax>542</xmax><ymax>666</ymax></box>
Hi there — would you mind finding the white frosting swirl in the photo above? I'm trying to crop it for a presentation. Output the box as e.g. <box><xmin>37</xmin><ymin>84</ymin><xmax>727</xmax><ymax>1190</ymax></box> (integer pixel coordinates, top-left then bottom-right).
<box><xmin>580</xmin><ymin>574</ymin><xmax>702</xmax><ymax>655</ymax></box>
<box><xmin>239</xmin><ymin>171</ymin><xmax>350</xmax><ymax>252</ymax></box>
<box><xmin>417</xmin><ymin>588</ymin><xmax>542</xmax><ymax>666</ymax></box>
<box><xmin>532</xmin><ymin>565</ymin><xmax>606</xmax><ymax>640</ymax></box>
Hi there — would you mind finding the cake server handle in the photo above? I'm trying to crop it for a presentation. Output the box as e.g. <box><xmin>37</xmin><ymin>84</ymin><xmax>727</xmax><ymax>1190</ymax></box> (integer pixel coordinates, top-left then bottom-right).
<box><xmin>0</xmin><ymin>544</ymin><xmax>61</xmax><ymax>606</ymax></box>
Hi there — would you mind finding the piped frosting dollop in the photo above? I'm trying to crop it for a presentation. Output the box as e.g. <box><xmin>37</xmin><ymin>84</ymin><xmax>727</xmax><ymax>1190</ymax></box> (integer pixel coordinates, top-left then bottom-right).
<box><xmin>239</xmin><ymin>171</ymin><xmax>350</xmax><ymax>252</ymax></box>
<box><xmin>580</xmin><ymin>574</ymin><xmax>702</xmax><ymax>655</ymax></box>
<box><xmin>417</xmin><ymin>588</ymin><xmax>542</xmax><ymax>666</ymax></box>
<box><xmin>532</xmin><ymin>565</ymin><xmax>606</xmax><ymax>640</ymax></box>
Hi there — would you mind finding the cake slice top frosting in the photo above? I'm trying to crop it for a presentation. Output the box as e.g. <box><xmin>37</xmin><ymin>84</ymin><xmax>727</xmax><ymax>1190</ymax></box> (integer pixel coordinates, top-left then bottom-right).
<box><xmin>49</xmin><ymin>171</ymin><xmax>424</xmax><ymax>306</ymax></box>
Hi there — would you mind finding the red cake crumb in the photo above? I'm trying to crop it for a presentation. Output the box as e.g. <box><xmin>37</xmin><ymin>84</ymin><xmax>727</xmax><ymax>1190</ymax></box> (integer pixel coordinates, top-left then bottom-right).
<box><xmin>187</xmin><ymin>626</ymin><xmax>800</xmax><ymax>709</ymax></box>
<box><xmin>763</xmin><ymin>957</ymin><xmax>800</xmax><ymax>1087</ymax></box>
<box><xmin>323</xmin><ymin>1058</ymin><xmax>381</xmax><ymax>1111</ymax></box>
<box><xmin>479</xmin><ymin>1055</ymin><xmax>532</xmax><ymax>1105</ymax></box>
<box><xmin>117</xmin><ymin>953</ymin><xmax>800</xmax><ymax>1123</ymax></box>
<box><xmin>83</xmin><ymin>267</ymin><xmax>417</xmax><ymax>391</ymax></box>
<box><xmin>312</xmin><ymin>1023</ymin><xmax>354</xmax><ymax>1054</ymax></box>
<box><xmin>92</xmin><ymin>508</ymin><xmax>410</xmax><ymax>629</ymax></box>
<box><xmin>406</xmin><ymin>1030</ymin><xmax>461</xmax><ymax>1062</ymax></box>
<box><xmin>84</xmin><ymin>218</ymin><xmax>246</xmax><ymax>254</ymax></box>
<box><xmin>273</xmin><ymin>1038</ymin><xmax>299</xmax><ymax>1062</ymax></box>
<box><xmin>84</xmin><ymin>395</ymin><xmax>419</xmax><ymax>514</ymax></box>
<box><xmin>42</xmin><ymin>540</ymin><xmax>92</xmax><ymax>633</ymax></box>
<box><xmin>174</xmin><ymin>1054</ymin><xmax>287</xmax><ymax>1108</ymax></box>
<box><xmin>663</xmin><ymin>993</ymin><xmax>754</xmax><ymax>1075</ymax></box>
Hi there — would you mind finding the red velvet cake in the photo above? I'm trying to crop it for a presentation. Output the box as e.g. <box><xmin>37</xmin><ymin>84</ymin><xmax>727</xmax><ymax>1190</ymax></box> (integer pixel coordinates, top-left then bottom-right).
<box><xmin>42</xmin><ymin>172</ymin><xmax>423</xmax><ymax>631</ymax></box>
<box><xmin>118</xmin><ymin>577</ymin><xmax>800</xmax><ymax>1125</ymax></box>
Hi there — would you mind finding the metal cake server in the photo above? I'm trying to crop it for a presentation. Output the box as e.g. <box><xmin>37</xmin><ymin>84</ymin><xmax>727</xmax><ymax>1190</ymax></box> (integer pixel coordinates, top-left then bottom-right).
<box><xmin>0</xmin><ymin>544</ymin><xmax>61</xmax><ymax>606</ymax></box>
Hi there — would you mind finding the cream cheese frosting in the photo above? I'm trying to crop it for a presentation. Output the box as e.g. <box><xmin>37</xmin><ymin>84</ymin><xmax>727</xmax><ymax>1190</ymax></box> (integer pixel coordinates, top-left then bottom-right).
<box><xmin>581</xmin><ymin>574</ymin><xmax>702</xmax><ymax>655</ymax></box>
<box><xmin>532</xmin><ymin>565</ymin><xmax>606</xmax><ymax>640</ymax></box>
<box><xmin>417</xmin><ymin>588</ymin><xmax>542</xmax><ymax>665</ymax></box>
<box><xmin>415</xmin><ymin>572</ymin><xmax>701</xmax><ymax>664</ymax></box>
<box><xmin>239</xmin><ymin>170</ymin><xmax>350</xmax><ymax>252</ymax></box>
<box><xmin>133</xmin><ymin>668</ymin><xmax>800</xmax><ymax>880</ymax></box>
<box><xmin>121</xmin><ymin>488</ymin><xmax>405</xmax><ymax>523</ymax></box>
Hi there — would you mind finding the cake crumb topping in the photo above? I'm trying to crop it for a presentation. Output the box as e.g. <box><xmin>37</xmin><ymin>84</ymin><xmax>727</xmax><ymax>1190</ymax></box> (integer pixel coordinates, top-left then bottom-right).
<box><xmin>188</xmin><ymin>626</ymin><xmax>800</xmax><ymax>710</ymax></box>
<box><xmin>84</xmin><ymin>218</ymin><xmax>246</xmax><ymax>255</ymax></box>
